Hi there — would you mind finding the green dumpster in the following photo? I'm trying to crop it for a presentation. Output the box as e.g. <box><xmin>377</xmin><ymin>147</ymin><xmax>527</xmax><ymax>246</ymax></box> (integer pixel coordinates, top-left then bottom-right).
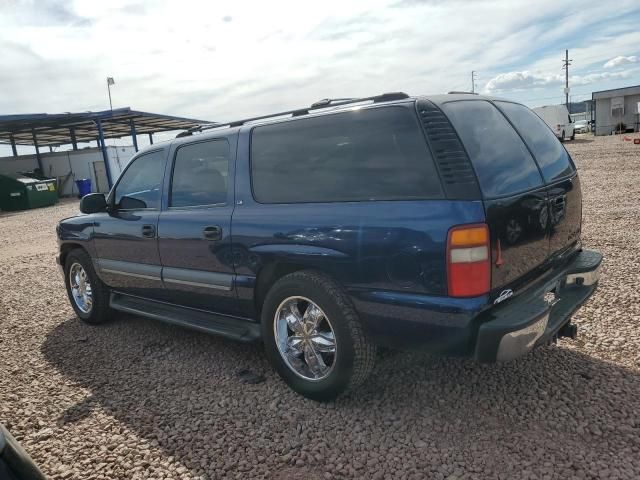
<box><xmin>0</xmin><ymin>173</ymin><xmax>58</xmax><ymax>211</ymax></box>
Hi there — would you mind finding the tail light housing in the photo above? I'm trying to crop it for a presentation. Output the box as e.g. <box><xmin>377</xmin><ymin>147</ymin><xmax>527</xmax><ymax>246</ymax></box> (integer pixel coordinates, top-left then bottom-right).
<box><xmin>447</xmin><ymin>223</ymin><xmax>490</xmax><ymax>297</ymax></box>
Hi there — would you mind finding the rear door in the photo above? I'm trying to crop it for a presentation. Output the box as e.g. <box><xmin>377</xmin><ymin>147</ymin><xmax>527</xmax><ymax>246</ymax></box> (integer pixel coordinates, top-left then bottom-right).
<box><xmin>495</xmin><ymin>101</ymin><xmax>581</xmax><ymax>262</ymax></box>
<box><xmin>439</xmin><ymin>100</ymin><xmax>550</xmax><ymax>295</ymax></box>
<box><xmin>156</xmin><ymin>134</ymin><xmax>239</xmax><ymax>316</ymax></box>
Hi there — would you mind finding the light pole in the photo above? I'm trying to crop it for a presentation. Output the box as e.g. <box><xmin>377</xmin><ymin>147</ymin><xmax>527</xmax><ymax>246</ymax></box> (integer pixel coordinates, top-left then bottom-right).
<box><xmin>107</xmin><ymin>77</ymin><xmax>115</xmax><ymax>111</ymax></box>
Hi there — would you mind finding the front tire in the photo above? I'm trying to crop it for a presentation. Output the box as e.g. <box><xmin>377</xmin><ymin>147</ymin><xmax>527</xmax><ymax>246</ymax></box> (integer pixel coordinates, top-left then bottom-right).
<box><xmin>261</xmin><ymin>271</ymin><xmax>376</xmax><ymax>401</ymax></box>
<box><xmin>64</xmin><ymin>249</ymin><xmax>112</xmax><ymax>324</ymax></box>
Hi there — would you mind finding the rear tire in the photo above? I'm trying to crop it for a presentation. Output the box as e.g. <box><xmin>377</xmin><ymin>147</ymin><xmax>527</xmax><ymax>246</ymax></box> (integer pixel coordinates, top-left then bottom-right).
<box><xmin>570</xmin><ymin>132</ymin><xmax>575</xmax><ymax>140</ymax></box>
<box><xmin>261</xmin><ymin>270</ymin><xmax>376</xmax><ymax>401</ymax></box>
<box><xmin>561</xmin><ymin>130</ymin><xmax>566</xmax><ymax>142</ymax></box>
<box><xmin>64</xmin><ymin>249</ymin><xmax>112</xmax><ymax>324</ymax></box>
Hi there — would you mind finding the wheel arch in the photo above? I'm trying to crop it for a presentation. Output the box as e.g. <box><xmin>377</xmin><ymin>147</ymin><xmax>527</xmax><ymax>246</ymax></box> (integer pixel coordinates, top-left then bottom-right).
<box><xmin>59</xmin><ymin>242</ymin><xmax>89</xmax><ymax>268</ymax></box>
<box><xmin>254</xmin><ymin>261</ymin><xmax>340</xmax><ymax>315</ymax></box>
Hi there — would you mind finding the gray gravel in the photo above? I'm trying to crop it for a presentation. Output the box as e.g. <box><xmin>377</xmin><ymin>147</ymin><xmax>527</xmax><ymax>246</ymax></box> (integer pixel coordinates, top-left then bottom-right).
<box><xmin>1</xmin><ymin>134</ymin><xmax>639</xmax><ymax>479</ymax></box>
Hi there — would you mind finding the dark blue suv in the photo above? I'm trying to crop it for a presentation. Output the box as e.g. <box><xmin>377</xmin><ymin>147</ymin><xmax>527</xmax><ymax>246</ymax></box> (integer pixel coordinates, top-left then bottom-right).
<box><xmin>57</xmin><ymin>93</ymin><xmax>602</xmax><ymax>400</ymax></box>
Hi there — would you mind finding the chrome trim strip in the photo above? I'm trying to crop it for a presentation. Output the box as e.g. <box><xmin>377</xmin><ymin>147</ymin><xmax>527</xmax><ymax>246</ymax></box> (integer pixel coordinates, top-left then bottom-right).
<box><xmin>95</xmin><ymin>259</ymin><xmax>162</xmax><ymax>282</ymax></box>
<box><xmin>101</xmin><ymin>269</ymin><xmax>161</xmax><ymax>281</ymax></box>
<box><xmin>162</xmin><ymin>266</ymin><xmax>233</xmax><ymax>291</ymax></box>
<box><xmin>163</xmin><ymin>277</ymin><xmax>231</xmax><ymax>291</ymax></box>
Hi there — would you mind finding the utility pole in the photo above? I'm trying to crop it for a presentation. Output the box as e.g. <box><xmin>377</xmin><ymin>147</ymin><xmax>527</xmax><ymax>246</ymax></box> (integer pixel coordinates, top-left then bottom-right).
<box><xmin>471</xmin><ymin>71</ymin><xmax>477</xmax><ymax>94</ymax></box>
<box><xmin>562</xmin><ymin>50</ymin><xmax>572</xmax><ymax>107</ymax></box>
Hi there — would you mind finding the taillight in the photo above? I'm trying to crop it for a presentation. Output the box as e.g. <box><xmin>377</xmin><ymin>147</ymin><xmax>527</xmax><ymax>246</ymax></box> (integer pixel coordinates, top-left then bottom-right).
<box><xmin>447</xmin><ymin>223</ymin><xmax>490</xmax><ymax>297</ymax></box>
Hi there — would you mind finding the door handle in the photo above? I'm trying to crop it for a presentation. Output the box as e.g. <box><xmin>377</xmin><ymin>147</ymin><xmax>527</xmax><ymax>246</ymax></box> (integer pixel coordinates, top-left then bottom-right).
<box><xmin>203</xmin><ymin>225</ymin><xmax>222</xmax><ymax>241</ymax></box>
<box><xmin>142</xmin><ymin>224</ymin><xmax>156</xmax><ymax>238</ymax></box>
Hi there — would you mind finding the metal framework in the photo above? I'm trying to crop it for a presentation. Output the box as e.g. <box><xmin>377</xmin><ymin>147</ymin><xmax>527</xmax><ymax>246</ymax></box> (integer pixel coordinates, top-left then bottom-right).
<box><xmin>0</xmin><ymin>107</ymin><xmax>209</xmax><ymax>188</ymax></box>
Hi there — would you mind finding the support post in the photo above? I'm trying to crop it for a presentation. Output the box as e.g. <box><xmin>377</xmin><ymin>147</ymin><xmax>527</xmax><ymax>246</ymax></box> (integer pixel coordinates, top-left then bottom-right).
<box><xmin>130</xmin><ymin>119</ymin><xmax>139</xmax><ymax>152</ymax></box>
<box><xmin>96</xmin><ymin>120</ymin><xmax>113</xmax><ymax>188</ymax></box>
<box><xmin>70</xmin><ymin>128</ymin><xmax>78</xmax><ymax>150</ymax></box>
<box><xmin>32</xmin><ymin>129</ymin><xmax>44</xmax><ymax>173</ymax></box>
<box><xmin>148</xmin><ymin>132</ymin><xmax>154</xmax><ymax>145</ymax></box>
<box><xmin>10</xmin><ymin>135</ymin><xmax>17</xmax><ymax>157</ymax></box>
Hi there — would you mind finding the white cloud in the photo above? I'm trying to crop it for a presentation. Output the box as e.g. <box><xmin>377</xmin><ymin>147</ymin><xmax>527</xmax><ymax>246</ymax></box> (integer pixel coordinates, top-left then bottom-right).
<box><xmin>0</xmin><ymin>0</ymin><xmax>639</xmax><ymax>123</ymax></box>
<box><xmin>484</xmin><ymin>69</ymin><xmax>634</xmax><ymax>93</ymax></box>
<box><xmin>603</xmin><ymin>55</ymin><xmax>639</xmax><ymax>68</ymax></box>
<box><xmin>484</xmin><ymin>71</ymin><xmax>563</xmax><ymax>92</ymax></box>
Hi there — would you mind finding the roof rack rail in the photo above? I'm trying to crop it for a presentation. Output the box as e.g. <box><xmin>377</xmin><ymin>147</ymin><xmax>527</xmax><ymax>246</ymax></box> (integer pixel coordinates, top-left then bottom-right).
<box><xmin>447</xmin><ymin>91</ymin><xmax>478</xmax><ymax>95</ymax></box>
<box><xmin>176</xmin><ymin>92</ymin><xmax>410</xmax><ymax>138</ymax></box>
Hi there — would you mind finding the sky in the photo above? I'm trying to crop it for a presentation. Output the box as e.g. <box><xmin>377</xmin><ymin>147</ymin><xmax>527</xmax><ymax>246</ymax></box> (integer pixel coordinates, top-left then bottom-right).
<box><xmin>1</xmin><ymin>0</ymin><xmax>639</xmax><ymax>155</ymax></box>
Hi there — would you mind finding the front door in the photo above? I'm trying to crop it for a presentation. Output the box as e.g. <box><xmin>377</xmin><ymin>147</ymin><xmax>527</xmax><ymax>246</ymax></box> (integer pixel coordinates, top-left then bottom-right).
<box><xmin>157</xmin><ymin>135</ymin><xmax>239</xmax><ymax>316</ymax></box>
<box><xmin>93</xmin><ymin>148</ymin><xmax>167</xmax><ymax>299</ymax></box>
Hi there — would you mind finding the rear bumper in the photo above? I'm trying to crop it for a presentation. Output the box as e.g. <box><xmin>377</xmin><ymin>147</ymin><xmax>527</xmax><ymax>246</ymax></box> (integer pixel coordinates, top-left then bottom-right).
<box><xmin>474</xmin><ymin>249</ymin><xmax>602</xmax><ymax>362</ymax></box>
<box><xmin>351</xmin><ymin>249</ymin><xmax>601</xmax><ymax>359</ymax></box>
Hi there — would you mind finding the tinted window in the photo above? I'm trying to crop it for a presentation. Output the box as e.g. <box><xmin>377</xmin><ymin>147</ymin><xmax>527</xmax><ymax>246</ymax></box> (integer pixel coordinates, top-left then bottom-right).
<box><xmin>170</xmin><ymin>140</ymin><xmax>229</xmax><ymax>207</ymax></box>
<box><xmin>496</xmin><ymin>101</ymin><xmax>574</xmax><ymax>182</ymax></box>
<box><xmin>251</xmin><ymin>107</ymin><xmax>442</xmax><ymax>203</ymax></box>
<box><xmin>441</xmin><ymin>100</ymin><xmax>543</xmax><ymax>198</ymax></box>
<box><xmin>115</xmin><ymin>150</ymin><xmax>165</xmax><ymax>209</ymax></box>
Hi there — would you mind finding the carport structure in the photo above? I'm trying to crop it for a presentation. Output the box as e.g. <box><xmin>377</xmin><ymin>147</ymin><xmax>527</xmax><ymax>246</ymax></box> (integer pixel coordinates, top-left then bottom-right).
<box><xmin>0</xmin><ymin>108</ymin><xmax>209</xmax><ymax>187</ymax></box>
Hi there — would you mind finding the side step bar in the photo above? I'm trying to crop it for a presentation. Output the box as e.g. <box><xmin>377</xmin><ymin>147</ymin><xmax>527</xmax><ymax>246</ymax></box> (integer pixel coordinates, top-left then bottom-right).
<box><xmin>110</xmin><ymin>292</ymin><xmax>261</xmax><ymax>342</ymax></box>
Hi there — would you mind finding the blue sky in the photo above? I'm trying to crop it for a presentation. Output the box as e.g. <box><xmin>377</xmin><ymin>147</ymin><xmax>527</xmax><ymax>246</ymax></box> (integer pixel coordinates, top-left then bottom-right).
<box><xmin>1</xmin><ymin>0</ymin><xmax>639</xmax><ymax>155</ymax></box>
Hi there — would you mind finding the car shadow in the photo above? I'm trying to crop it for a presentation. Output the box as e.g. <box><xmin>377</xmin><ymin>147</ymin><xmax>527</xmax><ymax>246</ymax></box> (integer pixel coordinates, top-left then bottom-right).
<box><xmin>42</xmin><ymin>314</ymin><xmax>640</xmax><ymax>478</ymax></box>
<box><xmin>568</xmin><ymin>137</ymin><xmax>594</xmax><ymax>144</ymax></box>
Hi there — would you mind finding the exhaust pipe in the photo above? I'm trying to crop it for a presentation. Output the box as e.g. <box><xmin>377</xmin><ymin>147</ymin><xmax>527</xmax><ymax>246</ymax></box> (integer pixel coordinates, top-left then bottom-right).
<box><xmin>558</xmin><ymin>323</ymin><xmax>578</xmax><ymax>340</ymax></box>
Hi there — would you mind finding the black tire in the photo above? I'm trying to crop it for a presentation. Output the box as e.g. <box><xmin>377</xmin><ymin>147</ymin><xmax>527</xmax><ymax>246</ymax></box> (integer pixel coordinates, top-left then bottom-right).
<box><xmin>561</xmin><ymin>130</ymin><xmax>566</xmax><ymax>142</ymax></box>
<box><xmin>261</xmin><ymin>270</ymin><xmax>376</xmax><ymax>401</ymax></box>
<box><xmin>64</xmin><ymin>248</ymin><xmax>112</xmax><ymax>324</ymax></box>
<box><xmin>570</xmin><ymin>132</ymin><xmax>575</xmax><ymax>140</ymax></box>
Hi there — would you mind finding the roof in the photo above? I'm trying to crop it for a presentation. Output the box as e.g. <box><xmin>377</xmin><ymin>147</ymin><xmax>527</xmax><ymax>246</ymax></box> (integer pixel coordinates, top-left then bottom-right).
<box><xmin>0</xmin><ymin>107</ymin><xmax>210</xmax><ymax>147</ymax></box>
<box><xmin>178</xmin><ymin>92</ymin><xmax>505</xmax><ymax>140</ymax></box>
<box><xmin>592</xmin><ymin>85</ymin><xmax>640</xmax><ymax>100</ymax></box>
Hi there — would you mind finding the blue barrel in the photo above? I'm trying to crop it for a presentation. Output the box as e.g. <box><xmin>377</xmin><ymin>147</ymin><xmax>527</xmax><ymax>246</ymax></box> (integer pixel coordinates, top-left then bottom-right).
<box><xmin>75</xmin><ymin>178</ymin><xmax>92</xmax><ymax>198</ymax></box>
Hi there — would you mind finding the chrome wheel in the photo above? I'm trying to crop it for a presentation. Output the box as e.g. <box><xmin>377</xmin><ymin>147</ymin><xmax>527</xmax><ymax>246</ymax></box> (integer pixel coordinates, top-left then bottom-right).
<box><xmin>274</xmin><ymin>296</ymin><xmax>337</xmax><ymax>381</ymax></box>
<box><xmin>69</xmin><ymin>262</ymin><xmax>93</xmax><ymax>314</ymax></box>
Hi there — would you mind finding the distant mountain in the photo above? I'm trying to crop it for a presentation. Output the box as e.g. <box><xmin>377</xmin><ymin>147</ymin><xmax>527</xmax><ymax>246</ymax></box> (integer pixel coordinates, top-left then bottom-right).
<box><xmin>568</xmin><ymin>101</ymin><xmax>590</xmax><ymax>114</ymax></box>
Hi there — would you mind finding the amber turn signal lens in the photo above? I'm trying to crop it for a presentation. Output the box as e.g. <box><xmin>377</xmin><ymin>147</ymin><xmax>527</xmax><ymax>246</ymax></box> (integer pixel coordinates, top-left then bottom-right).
<box><xmin>449</xmin><ymin>226</ymin><xmax>488</xmax><ymax>247</ymax></box>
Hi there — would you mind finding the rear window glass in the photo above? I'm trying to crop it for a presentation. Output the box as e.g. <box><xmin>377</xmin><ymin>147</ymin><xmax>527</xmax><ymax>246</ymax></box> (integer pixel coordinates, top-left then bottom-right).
<box><xmin>250</xmin><ymin>107</ymin><xmax>443</xmax><ymax>203</ymax></box>
<box><xmin>441</xmin><ymin>100</ymin><xmax>544</xmax><ymax>198</ymax></box>
<box><xmin>496</xmin><ymin>101</ymin><xmax>574</xmax><ymax>182</ymax></box>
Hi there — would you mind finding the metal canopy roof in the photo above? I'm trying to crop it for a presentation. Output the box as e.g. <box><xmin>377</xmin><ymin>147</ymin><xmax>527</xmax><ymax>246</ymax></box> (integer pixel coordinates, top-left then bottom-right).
<box><xmin>0</xmin><ymin>107</ymin><xmax>210</xmax><ymax>147</ymax></box>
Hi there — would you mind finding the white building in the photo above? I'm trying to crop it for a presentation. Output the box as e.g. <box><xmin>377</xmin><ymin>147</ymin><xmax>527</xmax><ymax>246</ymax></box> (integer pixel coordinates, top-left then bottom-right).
<box><xmin>592</xmin><ymin>85</ymin><xmax>640</xmax><ymax>135</ymax></box>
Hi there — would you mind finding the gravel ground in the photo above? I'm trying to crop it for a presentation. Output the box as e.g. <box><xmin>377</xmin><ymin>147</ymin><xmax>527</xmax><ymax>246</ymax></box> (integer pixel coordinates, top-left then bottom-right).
<box><xmin>1</xmin><ymin>134</ymin><xmax>639</xmax><ymax>479</ymax></box>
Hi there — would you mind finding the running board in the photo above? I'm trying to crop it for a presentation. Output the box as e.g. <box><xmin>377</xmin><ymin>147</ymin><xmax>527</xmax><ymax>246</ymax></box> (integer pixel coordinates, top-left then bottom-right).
<box><xmin>109</xmin><ymin>292</ymin><xmax>261</xmax><ymax>342</ymax></box>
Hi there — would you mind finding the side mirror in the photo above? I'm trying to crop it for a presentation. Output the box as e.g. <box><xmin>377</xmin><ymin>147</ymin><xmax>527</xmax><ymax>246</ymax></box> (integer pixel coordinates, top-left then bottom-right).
<box><xmin>80</xmin><ymin>193</ymin><xmax>107</xmax><ymax>214</ymax></box>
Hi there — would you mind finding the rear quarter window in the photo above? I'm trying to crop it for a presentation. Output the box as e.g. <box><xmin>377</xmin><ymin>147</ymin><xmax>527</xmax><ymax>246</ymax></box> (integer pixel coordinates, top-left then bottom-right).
<box><xmin>250</xmin><ymin>106</ymin><xmax>443</xmax><ymax>203</ymax></box>
<box><xmin>495</xmin><ymin>101</ymin><xmax>575</xmax><ymax>182</ymax></box>
<box><xmin>440</xmin><ymin>100</ymin><xmax>544</xmax><ymax>199</ymax></box>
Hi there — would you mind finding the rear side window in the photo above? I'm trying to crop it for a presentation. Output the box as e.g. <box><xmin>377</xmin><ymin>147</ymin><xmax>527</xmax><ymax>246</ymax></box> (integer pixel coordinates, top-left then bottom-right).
<box><xmin>250</xmin><ymin>107</ymin><xmax>443</xmax><ymax>203</ymax></box>
<box><xmin>496</xmin><ymin>101</ymin><xmax>574</xmax><ymax>182</ymax></box>
<box><xmin>441</xmin><ymin>100</ymin><xmax>543</xmax><ymax>198</ymax></box>
<box><xmin>170</xmin><ymin>140</ymin><xmax>229</xmax><ymax>207</ymax></box>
